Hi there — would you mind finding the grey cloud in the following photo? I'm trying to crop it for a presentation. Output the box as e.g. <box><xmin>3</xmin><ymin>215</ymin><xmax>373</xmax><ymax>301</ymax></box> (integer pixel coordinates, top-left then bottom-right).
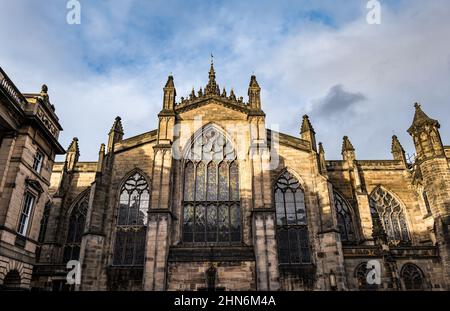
<box><xmin>310</xmin><ymin>84</ymin><xmax>366</xmax><ymax>118</ymax></box>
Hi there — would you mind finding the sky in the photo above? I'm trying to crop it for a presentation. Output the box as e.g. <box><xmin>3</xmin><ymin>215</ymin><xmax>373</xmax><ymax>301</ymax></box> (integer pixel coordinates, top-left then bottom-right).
<box><xmin>1</xmin><ymin>0</ymin><xmax>449</xmax><ymax>161</ymax></box>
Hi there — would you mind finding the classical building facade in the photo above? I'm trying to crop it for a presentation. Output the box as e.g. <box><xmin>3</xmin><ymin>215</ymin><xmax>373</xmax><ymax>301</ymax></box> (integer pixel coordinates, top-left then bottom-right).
<box><xmin>0</xmin><ymin>67</ymin><xmax>65</xmax><ymax>290</ymax></box>
<box><xmin>1</xmin><ymin>64</ymin><xmax>450</xmax><ymax>291</ymax></box>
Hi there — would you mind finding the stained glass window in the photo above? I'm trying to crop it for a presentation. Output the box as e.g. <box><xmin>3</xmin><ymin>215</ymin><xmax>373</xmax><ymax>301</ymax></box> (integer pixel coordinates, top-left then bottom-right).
<box><xmin>275</xmin><ymin>171</ymin><xmax>311</xmax><ymax>264</ymax></box>
<box><xmin>333</xmin><ymin>192</ymin><xmax>356</xmax><ymax>242</ymax></box>
<box><xmin>182</xmin><ymin>126</ymin><xmax>241</xmax><ymax>245</ymax></box>
<box><xmin>401</xmin><ymin>263</ymin><xmax>425</xmax><ymax>290</ymax></box>
<box><xmin>113</xmin><ymin>173</ymin><xmax>149</xmax><ymax>266</ymax></box>
<box><xmin>369</xmin><ymin>187</ymin><xmax>410</xmax><ymax>244</ymax></box>
<box><xmin>63</xmin><ymin>194</ymin><xmax>88</xmax><ymax>263</ymax></box>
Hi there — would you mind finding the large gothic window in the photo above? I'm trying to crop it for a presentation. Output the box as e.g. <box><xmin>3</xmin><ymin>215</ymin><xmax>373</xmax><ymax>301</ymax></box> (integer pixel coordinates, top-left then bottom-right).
<box><xmin>275</xmin><ymin>171</ymin><xmax>311</xmax><ymax>264</ymax></box>
<box><xmin>182</xmin><ymin>126</ymin><xmax>241</xmax><ymax>245</ymax></box>
<box><xmin>63</xmin><ymin>194</ymin><xmax>88</xmax><ymax>263</ymax></box>
<box><xmin>369</xmin><ymin>187</ymin><xmax>410</xmax><ymax>244</ymax></box>
<box><xmin>333</xmin><ymin>192</ymin><xmax>356</xmax><ymax>242</ymax></box>
<box><xmin>113</xmin><ymin>172</ymin><xmax>149</xmax><ymax>266</ymax></box>
<box><xmin>401</xmin><ymin>263</ymin><xmax>426</xmax><ymax>290</ymax></box>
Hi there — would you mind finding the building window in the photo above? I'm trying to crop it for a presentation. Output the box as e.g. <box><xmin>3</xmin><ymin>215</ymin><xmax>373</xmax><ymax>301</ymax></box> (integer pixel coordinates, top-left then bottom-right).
<box><xmin>63</xmin><ymin>193</ymin><xmax>88</xmax><ymax>263</ymax></box>
<box><xmin>401</xmin><ymin>263</ymin><xmax>426</xmax><ymax>290</ymax></box>
<box><xmin>182</xmin><ymin>126</ymin><xmax>241</xmax><ymax>245</ymax></box>
<box><xmin>113</xmin><ymin>172</ymin><xmax>149</xmax><ymax>266</ymax></box>
<box><xmin>33</xmin><ymin>150</ymin><xmax>44</xmax><ymax>173</ymax></box>
<box><xmin>17</xmin><ymin>192</ymin><xmax>36</xmax><ymax>236</ymax></box>
<box><xmin>369</xmin><ymin>187</ymin><xmax>410</xmax><ymax>244</ymax></box>
<box><xmin>423</xmin><ymin>191</ymin><xmax>432</xmax><ymax>215</ymax></box>
<box><xmin>333</xmin><ymin>192</ymin><xmax>356</xmax><ymax>242</ymax></box>
<box><xmin>275</xmin><ymin>171</ymin><xmax>311</xmax><ymax>264</ymax></box>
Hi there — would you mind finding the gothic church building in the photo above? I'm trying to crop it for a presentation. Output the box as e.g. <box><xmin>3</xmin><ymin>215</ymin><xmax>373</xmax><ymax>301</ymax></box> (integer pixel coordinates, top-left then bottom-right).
<box><xmin>1</xmin><ymin>63</ymin><xmax>450</xmax><ymax>291</ymax></box>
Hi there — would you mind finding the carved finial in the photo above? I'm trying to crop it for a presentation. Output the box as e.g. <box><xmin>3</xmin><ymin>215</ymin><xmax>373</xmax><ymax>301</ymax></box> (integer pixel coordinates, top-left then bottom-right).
<box><xmin>391</xmin><ymin>135</ymin><xmax>404</xmax><ymax>153</ymax></box>
<box><xmin>342</xmin><ymin>136</ymin><xmax>355</xmax><ymax>153</ymax></box>
<box><xmin>198</xmin><ymin>87</ymin><xmax>203</xmax><ymax>97</ymax></box>
<box><xmin>301</xmin><ymin>115</ymin><xmax>315</xmax><ymax>134</ymax></box>
<box><xmin>110</xmin><ymin>116</ymin><xmax>124</xmax><ymax>134</ymax></box>
<box><xmin>222</xmin><ymin>87</ymin><xmax>227</xmax><ymax>97</ymax></box>
<box><xmin>41</xmin><ymin>84</ymin><xmax>48</xmax><ymax>94</ymax></box>
<box><xmin>205</xmin><ymin>55</ymin><xmax>218</xmax><ymax>95</ymax></box>
<box><xmin>318</xmin><ymin>142</ymin><xmax>325</xmax><ymax>154</ymax></box>
<box><xmin>229</xmin><ymin>88</ymin><xmax>236</xmax><ymax>101</ymax></box>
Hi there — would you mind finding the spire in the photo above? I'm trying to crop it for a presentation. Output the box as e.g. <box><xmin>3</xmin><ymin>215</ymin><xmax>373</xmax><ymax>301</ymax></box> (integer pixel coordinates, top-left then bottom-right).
<box><xmin>96</xmin><ymin>143</ymin><xmax>105</xmax><ymax>173</ymax></box>
<box><xmin>300</xmin><ymin>115</ymin><xmax>317</xmax><ymax>151</ymax></box>
<box><xmin>67</xmin><ymin>137</ymin><xmax>79</xmax><ymax>154</ymax></box>
<box><xmin>165</xmin><ymin>75</ymin><xmax>175</xmax><ymax>88</ymax></box>
<box><xmin>249</xmin><ymin>75</ymin><xmax>260</xmax><ymax>88</ymax></box>
<box><xmin>248</xmin><ymin>75</ymin><xmax>261</xmax><ymax>109</ymax></box>
<box><xmin>391</xmin><ymin>135</ymin><xmax>404</xmax><ymax>153</ymax></box>
<box><xmin>205</xmin><ymin>56</ymin><xmax>218</xmax><ymax>95</ymax></box>
<box><xmin>66</xmin><ymin>137</ymin><xmax>80</xmax><ymax>171</ymax></box>
<box><xmin>300</xmin><ymin>114</ymin><xmax>315</xmax><ymax>134</ymax></box>
<box><xmin>229</xmin><ymin>88</ymin><xmax>236</xmax><ymax>101</ymax></box>
<box><xmin>109</xmin><ymin>116</ymin><xmax>124</xmax><ymax>135</ymax></box>
<box><xmin>408</xmin><ymin>103</ymin><xmax>439</xmax><ymax>134</ymax></box>
<box><xmin>163</xmin><ymin>75</ymin><xmax>176</xmax><ymax>110</ymax></box>
<box><xmin>341</xmin><ymin>136</ymin><xmax>355</xmax><ymax>153</ymax></box>
<box><xmin>391</xmin><ymin>135</ymin><xmax>407</xmax><ymax>164</ymax></box>
<box><xmin>108</xmin><ymin>116</ymin><xmax>124</xmax><ymax>153</ymax></box>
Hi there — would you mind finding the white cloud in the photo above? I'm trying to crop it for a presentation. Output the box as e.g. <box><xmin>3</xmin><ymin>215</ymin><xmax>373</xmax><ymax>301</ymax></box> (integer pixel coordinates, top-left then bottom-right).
<box><xmin>0</xmin><ymin>0</ymin><xmax>449</xmax><ymax>161</ymax></box>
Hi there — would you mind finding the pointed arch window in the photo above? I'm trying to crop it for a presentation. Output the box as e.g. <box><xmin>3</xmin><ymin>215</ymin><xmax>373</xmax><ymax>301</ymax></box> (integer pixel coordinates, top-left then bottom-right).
<box><xmin>333</xmin><ymin>192</ymin><xmax>356</xmax><ymax>242</ymax></box>
<box><xmin>401</xmin><ymin>263</ymin><xmax>426</xmax><ymax>290</ymax></box>
<box><xmin>182</xmin><ymin>126</ymin><xmax>241</xmax><ymax>245</ymax></box>
<box><xmin>63</xmin><ymin>194</ymin><xmax>88</xmax><ymax>263</ymax></box>
<box><xmin>369</xmin><ymin>187</ymin><xmax>410</xmax><ymax>244</ymax></box>
<box><xmin>113</xmin><ymin>172</ymin><xmax>149</xmax><ymax>266</ymax></box>
<box><xmin>274</xmin><ymin>171</ymin><xmax>311</xmax><ymax>264</ymax></box>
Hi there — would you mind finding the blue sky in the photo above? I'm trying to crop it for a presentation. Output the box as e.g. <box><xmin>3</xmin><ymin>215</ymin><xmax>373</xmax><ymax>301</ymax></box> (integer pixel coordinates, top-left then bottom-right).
<box><xmin>1</xmin><ymin>0</ymin><xmax>450</xmax><ymax>161</ymax></box>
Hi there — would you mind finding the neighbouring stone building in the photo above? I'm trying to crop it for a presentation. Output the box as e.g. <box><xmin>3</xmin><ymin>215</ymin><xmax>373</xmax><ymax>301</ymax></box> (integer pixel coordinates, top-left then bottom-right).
<box><xmin>1</xmin><ymin>63</ymin><xmax>450</xmax><ymax>291</ymax></box>
<box><xmin>0</xmin><ymin>67</ymin><xmax>65</xmax><ymax>290</ymax></box>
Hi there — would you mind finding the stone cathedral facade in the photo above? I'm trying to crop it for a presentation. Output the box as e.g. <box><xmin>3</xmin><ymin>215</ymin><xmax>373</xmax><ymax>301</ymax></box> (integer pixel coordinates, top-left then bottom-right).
<box><xmin>1</xmin><ymin>64</ymin><xmax>450</xmax><ymax>291</ymax></box>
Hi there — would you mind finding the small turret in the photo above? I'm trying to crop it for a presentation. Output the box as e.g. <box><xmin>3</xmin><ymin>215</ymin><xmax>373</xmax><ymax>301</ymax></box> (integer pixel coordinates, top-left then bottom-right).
<box><xmin>408</xmin><ymin>103</ymin><xmax>444</xmax><ymax>161</ymax></box>
<box><xmin>163</xmin><ymin>75</ymin><xmax>176</xmax><ymax>110</ymax></box>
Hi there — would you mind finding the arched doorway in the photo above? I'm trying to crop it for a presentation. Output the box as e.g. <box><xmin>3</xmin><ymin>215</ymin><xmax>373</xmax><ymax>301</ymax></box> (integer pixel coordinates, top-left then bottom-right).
<box><xmin>2</xmin><ymin>270</ymin><xmax>21</xmax><ymax>290</ymax></box>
